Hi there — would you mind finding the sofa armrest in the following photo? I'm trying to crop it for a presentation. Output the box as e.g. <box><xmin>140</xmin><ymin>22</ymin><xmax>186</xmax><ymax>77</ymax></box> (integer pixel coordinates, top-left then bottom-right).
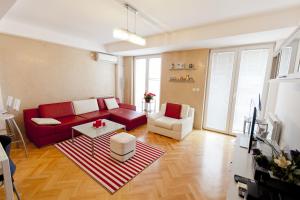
<box><xmin>118</xmin><ymin>103</ymin><xmax>136</xmax><ymax>111</ymax></box>
<box><xmin>173</xmin><ymin>116</ymin><xmax>194</xmax><ymax>134</ymax></box>
<box><xmin>23</xmin><ymin>108</ymin><xmax>40</xmax><ymax>122</ymax></box>
<box><xmin>23</xmin><ymin>108</ymin><xmax>40</xmax><ymax>142</ymax></box>
<box><xmin>148</xmin><ymin>112</ymin><xmax>164</xmax><ymax>124</ymax></box>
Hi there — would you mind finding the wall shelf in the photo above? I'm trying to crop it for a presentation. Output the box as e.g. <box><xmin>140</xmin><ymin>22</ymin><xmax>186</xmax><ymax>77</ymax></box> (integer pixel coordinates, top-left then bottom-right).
<box><xmin>169</xmin><ymin>67</ymin><xmax>196</xmax><ymax>71</ymax></box>
<box><xmin>169</xmin><ymin>79</ymin><xmax>195</xmax><ymax>83</ymax></box>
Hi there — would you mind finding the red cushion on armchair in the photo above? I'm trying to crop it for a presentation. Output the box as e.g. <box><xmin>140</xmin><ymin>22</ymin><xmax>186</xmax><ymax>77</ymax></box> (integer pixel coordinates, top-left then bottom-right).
<box><xmin>165</xmin><ymin>103</ymin><xmax>182</xmax><ymax>119</ymax></box>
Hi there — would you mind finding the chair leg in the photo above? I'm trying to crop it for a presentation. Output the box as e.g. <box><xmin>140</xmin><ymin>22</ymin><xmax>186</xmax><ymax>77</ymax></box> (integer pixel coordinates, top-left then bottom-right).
<box><xmin>11</xmin><ymin>119</ymin><xmax>28</xmax><ymax>158</ymax></box>
<box><xmin>13</xmin><ymin>182</ymin><xmax>21</xmax><ymax>200</ymax></box>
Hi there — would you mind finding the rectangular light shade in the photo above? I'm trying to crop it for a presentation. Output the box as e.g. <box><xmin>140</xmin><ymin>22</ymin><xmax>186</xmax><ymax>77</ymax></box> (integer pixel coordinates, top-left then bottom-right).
<box><xmin>113</xmin><ymin>28</ymin><xmax>146</xmax><ymax>46</ymax></box>
<box><xmin>128</xmin><ymin>33</ymin><xmax>146</xmax><ymax>46</ymax></box>
<box><xmin>113</xmin><ymin>28</ymin><xmax>129</xmax><ymax>40</ymax></box>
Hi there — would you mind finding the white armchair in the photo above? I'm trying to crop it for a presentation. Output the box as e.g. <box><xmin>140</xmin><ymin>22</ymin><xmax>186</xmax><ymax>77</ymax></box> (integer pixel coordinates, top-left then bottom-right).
<box><xmin>147</xmin><ymin>103</ymin><xmax>195</xmax><ymax>140</ymax></box>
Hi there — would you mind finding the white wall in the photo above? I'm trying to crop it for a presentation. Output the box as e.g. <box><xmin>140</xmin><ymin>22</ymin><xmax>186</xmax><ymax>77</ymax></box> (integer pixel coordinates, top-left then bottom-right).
<box><xmin>272</xmin><ymin>79</ymin><xmax>300</xmax><ymax>150</ymax></box>
<box><xmin>0</xmin><ymin>0</ymin><xmax>16</xmax><ymax>19</ymax></box>
<box><xmin>0</xmin><ymin>33</ymin><xmax>116</xmax><ymax>132</ymax></box>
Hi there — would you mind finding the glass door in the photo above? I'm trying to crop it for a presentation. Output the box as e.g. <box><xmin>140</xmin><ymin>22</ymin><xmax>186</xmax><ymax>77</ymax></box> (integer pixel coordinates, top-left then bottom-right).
<box><xmin>148</xmin><ymin>57</ymin><xmax>161</xmax><ymax>112</ymax></box>
<box><xmin>203</xmin><ymin>51</ymin><xmax>236</xmax><ymax>133</ymax></box>
<box><xmin>134</xmin><ymin>58</ymin><xmax>147</xmax><ymax>112</ymax></box>
<box><xmin>134</xmin><ymin>56</ymin><xmax>161</xmax><ymax>112</ymax></box>
<box><xmin>204</xmin><ymin>45</ymin><xmax>272</xmax><ymax>135</ymax></box>
<box><xmin>231</xmin><ymin>49</ymin><xmax>270</xmax><ymax>133</ymax></box>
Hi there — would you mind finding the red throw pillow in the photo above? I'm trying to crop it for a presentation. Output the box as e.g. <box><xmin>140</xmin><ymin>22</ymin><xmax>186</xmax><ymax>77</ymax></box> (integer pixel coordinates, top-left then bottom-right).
<box><xmin>165</xmin><ymin>103</ymin><xmax>182</xmax><ymax>119</ymax></box>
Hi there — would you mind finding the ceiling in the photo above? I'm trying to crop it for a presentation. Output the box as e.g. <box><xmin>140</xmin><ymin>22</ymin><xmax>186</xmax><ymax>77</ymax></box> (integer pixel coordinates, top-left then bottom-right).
<box><xmin>1</xmin><ymin>0</ymin><xmax>300</xmax><ymax>52</ymax></box>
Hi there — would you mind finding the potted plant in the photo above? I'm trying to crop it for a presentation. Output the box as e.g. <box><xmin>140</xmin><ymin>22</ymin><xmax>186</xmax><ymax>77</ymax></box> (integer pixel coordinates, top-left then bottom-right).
<box><xmin>254</xmin><ymin>149</ymin><xmax>300</xmax><ymax>185</ymax></box>
<box><xmin>144</xmin><ymin>92</ymin><xmax>155</xmax><ymax>103</ymax></box>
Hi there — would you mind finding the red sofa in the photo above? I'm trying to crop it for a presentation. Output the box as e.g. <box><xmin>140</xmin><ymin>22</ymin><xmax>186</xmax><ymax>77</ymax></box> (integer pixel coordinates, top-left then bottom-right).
<box><xmin>23</xmin><ymin>97</ymin><xmax>147</xmax><ymax>147</ymax></box>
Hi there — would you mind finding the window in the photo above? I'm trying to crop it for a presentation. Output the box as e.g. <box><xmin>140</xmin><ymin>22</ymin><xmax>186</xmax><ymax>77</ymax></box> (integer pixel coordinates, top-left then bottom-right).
<box><xmin>278</xmin><ymin>47</ymin><xmax>292</xmax><ymax>77</ymax></box>
<box><xmin>134</xmin><ymin>56</ymin><xmax>161</xmax><ymax>112</ymax></box>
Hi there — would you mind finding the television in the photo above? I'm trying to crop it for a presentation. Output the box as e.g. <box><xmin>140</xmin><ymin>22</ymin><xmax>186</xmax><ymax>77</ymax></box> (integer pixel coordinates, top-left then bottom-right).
<box><xmin>248</xmin><ymin>107</ymin><xmax>257</xmax><ymax>153</ymax></box>
<box><xmin>239</xmin><ymin>106</ymin><xmax>257</xmax><ymax>153</ymax></box>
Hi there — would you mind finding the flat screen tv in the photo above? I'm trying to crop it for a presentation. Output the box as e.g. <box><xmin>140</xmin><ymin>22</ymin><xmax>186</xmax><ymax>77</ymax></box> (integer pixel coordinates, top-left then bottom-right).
<box><xmin>248</xmin><ymin>107</ymin><xmax>257</xmax><ymax>153</ymax></box>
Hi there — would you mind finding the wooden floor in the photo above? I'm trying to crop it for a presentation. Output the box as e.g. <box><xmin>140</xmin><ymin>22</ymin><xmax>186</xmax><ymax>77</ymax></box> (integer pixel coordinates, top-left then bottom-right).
<box><xmin>2</xmin><ymin>126</ymin><xmax>235</xmax><ymax>200</ymax></box>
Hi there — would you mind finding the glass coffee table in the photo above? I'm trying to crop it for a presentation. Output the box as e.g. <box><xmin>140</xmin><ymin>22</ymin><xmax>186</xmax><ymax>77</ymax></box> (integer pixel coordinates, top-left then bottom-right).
<box><xmin>71</xmin><ymin>119</ymin><xmax>126</xmax><ymax>157</ymax></box>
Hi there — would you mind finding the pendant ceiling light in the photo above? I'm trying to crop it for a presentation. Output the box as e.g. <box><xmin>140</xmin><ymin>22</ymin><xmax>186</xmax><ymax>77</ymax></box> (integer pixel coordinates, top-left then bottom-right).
<box><xmin>113</xmin><ymin>4</ymin><xmax>146</xmax><ymax>46</ymax></box>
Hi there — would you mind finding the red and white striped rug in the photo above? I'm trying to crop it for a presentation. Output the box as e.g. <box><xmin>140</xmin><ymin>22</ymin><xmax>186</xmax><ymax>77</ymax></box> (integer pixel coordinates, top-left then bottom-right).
<box><xmin>55</xmin><ymin>132</ymin><xmax>165</xmax><ymax>193</ymax></box>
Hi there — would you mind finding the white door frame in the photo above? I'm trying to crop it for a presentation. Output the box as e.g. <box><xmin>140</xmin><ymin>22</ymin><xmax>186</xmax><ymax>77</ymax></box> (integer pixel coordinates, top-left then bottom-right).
<box><xmin>203</xmin><ymin>44</ymin><xmax>274</xmax><ymax>135</ymax></box>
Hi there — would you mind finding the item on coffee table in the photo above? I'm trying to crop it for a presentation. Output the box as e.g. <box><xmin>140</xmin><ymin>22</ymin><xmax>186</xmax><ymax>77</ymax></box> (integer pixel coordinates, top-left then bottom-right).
<box><xmin>93</xmin><ymin>119</ymin><xmax>102</xmax><ymax>128</ymax></box>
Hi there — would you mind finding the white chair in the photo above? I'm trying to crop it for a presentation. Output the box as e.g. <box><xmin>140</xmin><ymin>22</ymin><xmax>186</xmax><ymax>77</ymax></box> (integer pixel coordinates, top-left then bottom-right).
<box><xmin>0</xmin><ymin>98</ymin><xmax>28</xmax><ymax>157</ymax></box>
<box><xmin>147</xmin><ymin>103</ymin><xmax>195</xmax><ymax>140</ymax></box>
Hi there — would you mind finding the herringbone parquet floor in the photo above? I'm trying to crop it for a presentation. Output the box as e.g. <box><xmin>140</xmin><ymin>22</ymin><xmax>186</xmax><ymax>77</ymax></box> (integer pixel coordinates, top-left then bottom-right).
<box><xmin>1</xmin><ymin>126</ymin><xmax>234</xmax><ymax>200</ymax></box>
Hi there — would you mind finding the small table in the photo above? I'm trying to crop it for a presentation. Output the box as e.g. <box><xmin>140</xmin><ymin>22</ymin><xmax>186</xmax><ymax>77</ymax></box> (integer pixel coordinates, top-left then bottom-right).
<box><xmin>141</xmin><ymin>99</ymin><xmax>156</xmax><ymax>115</ymax></box>
<box><xmin>71</xmin><ymin>119</ymin><xmax>125</xmax><ymax>157</ymax></box>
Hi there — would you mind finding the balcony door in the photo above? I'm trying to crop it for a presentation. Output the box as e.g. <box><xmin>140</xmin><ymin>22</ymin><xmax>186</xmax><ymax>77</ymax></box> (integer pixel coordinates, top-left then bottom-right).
<box><xmin>134</xmin><ymin>56</ymin><xmax>161</xmax><ymax>112</ymax></box>
<box><xmin>203</xmin><ymin>45</ymin><xmax>273</xmax><ymax>135</ymax></box>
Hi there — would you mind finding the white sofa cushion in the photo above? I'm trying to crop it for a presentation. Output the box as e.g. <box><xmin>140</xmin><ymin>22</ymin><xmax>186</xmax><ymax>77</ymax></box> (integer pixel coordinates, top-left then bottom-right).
<box><xmin>31</xmin><ymin>118</ymin><xmax>61</xmax><ymax>125</ymax></box>
<box><xmin>104</xmin><ymin>98</ymin><xmax>119</xmax><ymax>110</ymax></box>
<box><xmin>154</xmin><ymin>116</ymin><xmax>179</xmax><ymax>130</ymax></box>
<box><xmin>180</xmin><ymin>104</ymin><xmax>190</xmax><ymax>119</ymax></box>
<box><xmin>72</xmin><ymin>99</ymin><xmax>99</xmax><ymax>115</ymax></box>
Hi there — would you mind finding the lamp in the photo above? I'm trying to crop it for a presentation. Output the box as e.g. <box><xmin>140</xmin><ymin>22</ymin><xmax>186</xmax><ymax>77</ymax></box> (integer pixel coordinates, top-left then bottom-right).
<box><xmin>113</xmin><ymin>4</ymin><xmax>146</xmax><ymax>46</ymax></box>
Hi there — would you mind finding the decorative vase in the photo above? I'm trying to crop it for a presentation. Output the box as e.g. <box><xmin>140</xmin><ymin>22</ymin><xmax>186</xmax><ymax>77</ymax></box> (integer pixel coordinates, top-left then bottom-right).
<box><xmin>145</xmin><ymin>98</ymin><xmax>151</xmax><ymax>103</ymax></box>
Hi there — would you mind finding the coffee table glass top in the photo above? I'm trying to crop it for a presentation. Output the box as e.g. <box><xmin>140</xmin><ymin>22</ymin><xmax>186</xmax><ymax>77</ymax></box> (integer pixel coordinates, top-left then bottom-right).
<box><xmin>72</xmin><ymin>119</ymin><xmax>125</xmax><ymax>139</ymax></box>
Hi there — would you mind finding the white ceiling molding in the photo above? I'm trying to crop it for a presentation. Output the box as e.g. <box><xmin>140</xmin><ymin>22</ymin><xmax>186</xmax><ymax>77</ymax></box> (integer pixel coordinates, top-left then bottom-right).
<box><xmin>0</xmin><ymin>0</ymin><xmax>16</xmax><ymax>20</ymax></box>
<box><xmin>107</xmin><ymin>28</ymin><xmax>296</xmax><ymax>56</ymax></box>
<box><xmin>105</xmin><ymin>6</ymin><xmax>300</xmax><ymax>55</ymax></box>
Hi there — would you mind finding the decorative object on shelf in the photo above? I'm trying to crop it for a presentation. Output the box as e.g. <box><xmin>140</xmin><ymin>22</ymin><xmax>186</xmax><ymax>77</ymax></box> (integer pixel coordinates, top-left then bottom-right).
<box><xmin>169</xmin><ymin>63</ymin><xmax>195</xmax><ymax>70</ymax></box>
<box><xmin>169</xmin><ymin>74</ymin><xmax>194</xmax><ymax>82</ymax></box>
<box><xmin>144</xmin><ymin>92</ymin><xmax>156</xmax><ymax>103</ymax></box>
<box><xmin>169</xmin><ymin>63</ymin><xmax>175</xmax><ymax>69</ymax></box>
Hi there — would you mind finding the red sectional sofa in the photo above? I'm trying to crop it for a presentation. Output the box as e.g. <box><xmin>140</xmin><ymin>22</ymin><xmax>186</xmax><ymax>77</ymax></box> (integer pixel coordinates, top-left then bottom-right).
<box><xmin>23</xmin><ymin>97</ymin><xmax>147</xmax><ymax>147</ymax></box>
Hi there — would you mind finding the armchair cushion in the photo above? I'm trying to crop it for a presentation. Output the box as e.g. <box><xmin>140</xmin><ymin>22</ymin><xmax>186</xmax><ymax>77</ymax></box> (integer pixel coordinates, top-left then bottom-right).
<box><xmin>155</xmin><ymin>116</ymin><xmax>179</xmax><ymax>130</ymax></box>
<box><xmin>165</xmin><ymin>103</ymin><xmax>182</xmax><ymax>119</ymax></box>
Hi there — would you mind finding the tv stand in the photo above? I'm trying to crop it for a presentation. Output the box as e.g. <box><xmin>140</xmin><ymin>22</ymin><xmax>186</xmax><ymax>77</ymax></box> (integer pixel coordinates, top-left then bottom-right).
<box><xmin>227</xmin><ymin>134</ymin><xmax>255</xmax><ymax>200</ymax></box>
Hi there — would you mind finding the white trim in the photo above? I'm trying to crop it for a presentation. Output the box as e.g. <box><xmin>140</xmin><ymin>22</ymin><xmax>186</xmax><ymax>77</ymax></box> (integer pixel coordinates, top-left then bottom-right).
<box><xmin>273</xmin><ymin>26</ymin><xmax>300</xmax><ymax>56</ymax></box>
